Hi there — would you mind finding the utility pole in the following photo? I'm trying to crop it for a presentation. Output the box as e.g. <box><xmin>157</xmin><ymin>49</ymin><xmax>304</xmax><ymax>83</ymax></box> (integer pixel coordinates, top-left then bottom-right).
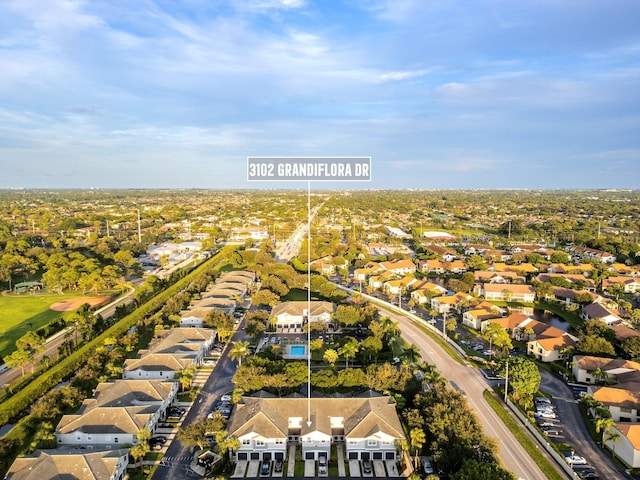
<box><xmin>504</xmin><ymin>359</ymin><xmax>509</xmax><ymax>403</ymax></box>
<box><xmin>442</xmin><ymin>311</ymin><xmax>448</xmax><ymax>339</ymax></box>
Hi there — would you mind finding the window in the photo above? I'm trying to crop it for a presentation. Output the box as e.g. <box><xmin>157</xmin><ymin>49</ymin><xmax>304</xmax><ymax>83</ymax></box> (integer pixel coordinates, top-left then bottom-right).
<box><xmin>275</xmin><ymin>439</ymin><xmax>284</xmax><ymax>445</ymax></box>
<box><xmin>255</xmin><ymin>440</ymin><xmax>265</xmax><ymax>446</ymax></box>
<box><xmin>242</xmin><ymin>439</ymin><xmax>251</xmax><ymax>445</ymax></box>
<box><xmin>76</xmin><ymin>436</ymin><xmax>82</xmax><ymax>441</ymax></box>
<box><xmin>114</xmin><ymin>437</ymin><xmax>119</xmax><ymax>443</ymax></box>
<box><xmin>620</xmin><ymin>407</ymin><xmax>632</xmax><ymax>413</ymax></box>
<box><xmin>87</xmin><ymin>436</ymin><xmax>92</xmax><ymax>441</ymax></box>
<box><xmin>348</xmin><ymin>440</ymin><xmax>357</xmax><ymax>445</ymax></box>
<box><xmin>367</xmin><ymin>439</ymin><xmax>378</xmax><ymax>447</ymax></box>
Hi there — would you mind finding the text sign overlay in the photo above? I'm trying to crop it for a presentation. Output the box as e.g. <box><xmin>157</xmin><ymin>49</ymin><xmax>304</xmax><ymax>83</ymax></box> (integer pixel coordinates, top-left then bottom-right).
<box><xmin>247</xmin><ymin>156</ymin><xmax>371</xmax><ymax>182</ymax></box>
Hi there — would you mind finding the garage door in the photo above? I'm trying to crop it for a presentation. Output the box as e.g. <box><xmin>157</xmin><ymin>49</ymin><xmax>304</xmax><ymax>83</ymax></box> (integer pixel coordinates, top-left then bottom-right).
<box><xmin>305</xmin><ymin>452</ymin><xmax>315</xmax><ymax>460</ymax></box>
<box><xmin>385</xmin><ymin>452</ymin><xmax>395</xmax><ymax>460</ymax></box>
<box><xmin>361</xmin><ymin>452</ymin><xmax>370</xmax><ymax>460</ymax></box>
<box><xmin>237</xmin><ymin>453</ymin><xmax>247</xmax><ymax>461</ymax></box>
<box><xmin>275</xmin><ymin>452</ymin><xmax>284</xmax><ymax>460</ymax></box>
<box><xmin>373</xmin><ymin>452</ymin><xmax>383</xmax><ymax>460</ymax></box>
<box><xmin>348</xmin><ymin>452</ymin><xmax>358</xmax><ymax>460</ymax></box>
<box><xmin>263</xmin><ymin>452</ymin><xmax>272</xmax><ymax>461</ymax></box>
<box><xmin>250</xmin><ymin>453</ymin><xmax>259</xmax><ymax>460</ymax></box>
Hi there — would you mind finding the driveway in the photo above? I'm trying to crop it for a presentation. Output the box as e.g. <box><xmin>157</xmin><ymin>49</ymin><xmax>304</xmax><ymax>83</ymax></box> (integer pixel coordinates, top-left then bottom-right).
<box><xmin>151</xmin><ymin>320</ymin><xmax>246</xmax><ymax>480</ymax></box>
<box><xmin>539</xmin><ymin>369</ymin><xmax>629</xmax><ymax>479</ymax></box>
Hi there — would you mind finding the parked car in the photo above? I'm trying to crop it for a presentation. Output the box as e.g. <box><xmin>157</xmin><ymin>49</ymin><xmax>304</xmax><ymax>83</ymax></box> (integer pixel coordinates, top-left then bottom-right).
<box><xmin>274</xmin><ymin>458</ymin><xmax>283</xmax><ymax>473</ymax></box>
<box><xmin>260</xmin><ymin>461</ymin><xmax>271</xmax><ymax>476</ymax></box>
<box><xmin>362</xmin><ymin>459</ymin><xmax>372</xmax><ymax>474</ymax></box>
<box><xmin>421</xmin><ymin>456</ymin><xmax>434</xmax><ymax>474</ymax></box>
<box><xmin>318</xmin><ymin>455</ymin><xmax>328</xmax><ymax>475</ymax></box>
<box><xmin>536</xmin><ymin>411</ymin><xmax>557</xmax><ymax>418</ymax></box>
<box><xmin>565</xmin><ymin>454</ymin><xmax>587</xmax><ymax>465</ymax></box>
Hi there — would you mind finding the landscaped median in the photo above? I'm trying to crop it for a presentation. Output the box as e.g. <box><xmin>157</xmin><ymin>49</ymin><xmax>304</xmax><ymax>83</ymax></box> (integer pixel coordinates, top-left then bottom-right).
<box><xmin>483</xmin><ymin>389</ymin><xmax>565</xmax><ymax>480</ymax></box>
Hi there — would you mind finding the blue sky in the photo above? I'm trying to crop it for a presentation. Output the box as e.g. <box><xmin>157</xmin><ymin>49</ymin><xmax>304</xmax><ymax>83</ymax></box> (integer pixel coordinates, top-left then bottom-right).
<box><xmin>0</xmin><ymin>0</ymin><xmax>639</xmax><ymax>189</ymax></box>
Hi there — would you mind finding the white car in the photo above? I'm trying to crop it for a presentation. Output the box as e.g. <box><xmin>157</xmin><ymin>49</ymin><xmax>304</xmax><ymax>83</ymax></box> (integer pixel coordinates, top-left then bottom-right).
<box><xmin>565</xmin><ymin>454</ymin><xmax>587</xmax><ymax>465</ymax></box>
<box><xmin>537</xmin><ymin>411</ymin><xmax>557</xmax><ymax>419</ymax></box>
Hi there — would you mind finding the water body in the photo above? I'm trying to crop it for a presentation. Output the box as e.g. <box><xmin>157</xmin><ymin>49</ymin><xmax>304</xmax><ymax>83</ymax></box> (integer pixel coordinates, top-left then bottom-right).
<box><xmin>532</xmin><ymin>309</ymin><xmax>569</xmax><ymax>331</ymax></box>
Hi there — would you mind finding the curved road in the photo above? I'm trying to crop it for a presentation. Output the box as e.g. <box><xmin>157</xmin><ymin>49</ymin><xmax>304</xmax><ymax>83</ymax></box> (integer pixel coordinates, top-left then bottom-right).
<box><xmin>390</xmin><ymin>309</ymin><xmax>555</xmax><ymax>480</ymax></box>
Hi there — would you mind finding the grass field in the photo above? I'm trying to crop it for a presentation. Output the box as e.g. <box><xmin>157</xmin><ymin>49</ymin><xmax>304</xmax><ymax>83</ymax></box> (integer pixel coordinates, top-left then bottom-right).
<box><xmin>0</xmin><ymin>294</ymin><xmax>74</xmax><ymax>359</ymax></box>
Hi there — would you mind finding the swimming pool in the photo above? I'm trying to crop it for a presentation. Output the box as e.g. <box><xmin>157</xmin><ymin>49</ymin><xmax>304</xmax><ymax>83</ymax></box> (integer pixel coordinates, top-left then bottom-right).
<box><xmin>289</xmin><ymin>345</ymin><xmax>306</xmax><ymax>357</ymax></box>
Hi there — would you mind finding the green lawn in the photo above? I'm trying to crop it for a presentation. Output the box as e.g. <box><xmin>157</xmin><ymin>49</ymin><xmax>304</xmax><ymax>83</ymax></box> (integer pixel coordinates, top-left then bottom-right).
<box><xmin>281</xmin><ymin>288</ymin><xmax>321</xmax><ymax>302</ymax></box>
<box><xmin>0</xmin><ymin>294</ymin><xmax>73</xmax><ymax>359</ymax></box>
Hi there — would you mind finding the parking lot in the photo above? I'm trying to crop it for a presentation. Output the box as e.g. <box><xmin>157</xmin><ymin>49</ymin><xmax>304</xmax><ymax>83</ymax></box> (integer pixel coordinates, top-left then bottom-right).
<box><xmin>533</xmin><ymin>396</ymin><xmax>602</xmax><ymax>479</ymax></box>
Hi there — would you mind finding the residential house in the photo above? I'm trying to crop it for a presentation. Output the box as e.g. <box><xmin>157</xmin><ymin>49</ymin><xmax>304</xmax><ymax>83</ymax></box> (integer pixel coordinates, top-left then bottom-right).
<box><xmin>55</xmin><ymin>404</ymin><xmax>158</xmax><ymax>446</ymax></box>
<box><xmin>383</xmin><ymin>276</ymin><xmax>420</xmax><ymax>296</ymax></box>
<box><xmin>536</xmin><ymin>273</ymin><xmax>596</xmax><ymax>291</ymax></box>
<box><xmin>463</xmin><ymin>244</ymin><xmax>492</xmax><ymax>256</ymax></box>
<box><xmin>123</xmin><ymin>352</ymin><xmax>195</xmax><ymax>380</ymax></box>
<box><xmin>478</xmin><ymin>283</ymin><xmax>535</xmax><ymax>303</ymax></box>
<box><xmin>410</xmin><ymin>283</ymin><xmax>448</xmax><ymax>306</ymax></box>
<box><xmin>572</xmin><ymin>356</ymin><xmax>640</xmax><ymax>385</ymax></box>
<box><xmin>310</xmin><ymin>256</ymin><xmax>348</xmax><ymax>275</ymax></box>
<box><xmin>385</xmin><ymin>226</ymin><xmax>411</xmax><ymax>239</ymax></box>
<box><xmin>613</xmin><ymin>324</ymin><xmax>640</xmax><ymax>344</ymax></box>
<box><xmin>228</xmin><ymin>391</ymin><xmax>405</xmax><ymax>462</ymax></box>
<box><xmin>179</xmin><ymin>306</ymin><xmax>213</xmax><ymax>327</ymax></box>
<box><xmin>462</xmin><ymin>302</ymin><xmax>505</xmax><ymax>330</ymax></box>
<box><xmin>191</xmin><ymin>297</ymin><xmax>236</xmax><ymax>315</ymax></box>
<box><xmin>608</xmin><ymin>263</ymin><xmax>639</xmax><ymax>277</ymax></box>
<box><xmin>444</xmin><ymin>259</ymin><xmax>468</xmax><ymax>274</ymax></box>
<box><xmin>528</xmin><ymin>332</ymin><xmax>577</xmax><ymax>362</ymax></box>
<box><xmin>270</xmin><ymin>301</ymin><xmax>336</xmax><ymax>333</ymax></box>
<box><xmin>147</xmin><ymin>328</ymin><xmax>216</xmax><ymax>358</ymax></box>
<box><xmin>550</xmin><ymin>287</ymin><xmax>600</xmax><ymax>306</ymax></box>
<box><xmin>567</xmin><ymin>245</ymin><xmax>616</xmax><ymax>264</ymax></box>
<box><xmin>421</xmin><ymin>231</ymin><xmax>456</xmax><ymax>242</ymax></box>
<box><xmin>609</xmin><ymin>423</ymin><xmax>640</xmax><ymax>468</ymax></box>
<box><xmin>484</xmin><ymin>251</ymin><xmax>512</xmax><ymax>262</ymax></box>
<box><xmin>581</xmin><ymin>302</ymin><xmax>622</xmax><ymax>325</ymax></box>
<box><xmin>474</xmin><ymin>271</ymin><xmax>525</xmax><ymax>284</ymax></box>
<box><xmin>431</xmin><ymin>292</ymin><xmax>472</xmax><ymax>314</ymax></box>
<box><xmin>419</xmin><ymin>259</ymin><xmax>445</xmax><ymax>274</ymax></box>
<box><xmin>5</xmin><ymin>449</ymin><xmax>129</xmax><ymax>480</ymax></box>
<box><xmin>603</xmin><ymin>276</ymin><xmax>640</xmax><ymax>294</ymax></box>
<box><xmin>354</xmin><ymin>262</ymin><xmax>380</xmax><ymax>281</ymax></box>
<box><xmin>547</xmin><ymin>263</ymin><xmax>594</xmax><ymax>275</ymax></box>
<box><xmin>368</xmin><ymin>271</ymin><xmax>395</xmax><ymax>290</ymax></box>
<box><xmin>378</xmin><ymin>259</ymin><xmax>416</xmax><ymax>276</ymax></box>
<box><xmin>91</xmin><ymin>379</ymin><xmax>178</xmax><ymax>412</ymax></box>
<box><xmin>482</xmin><ymin>313</ymin><xmax>531</xmax><ymax>338</ymax></box>
<box><xmin>588</xmin><ymin>384</ymin><xmax>640</xmax><ymax>422</ymax></box>
<box><xmin>424</xmin><ymin>244</ymin><xmax>458</xmax><ymax>262</ymax></box>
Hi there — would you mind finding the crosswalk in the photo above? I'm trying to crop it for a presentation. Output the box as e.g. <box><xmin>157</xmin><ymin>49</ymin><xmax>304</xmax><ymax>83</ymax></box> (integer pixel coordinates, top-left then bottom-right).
<box><xmin>160</xmin><ymin>455</ymin><xmax>192</xmax><ymax>463</ymax></box>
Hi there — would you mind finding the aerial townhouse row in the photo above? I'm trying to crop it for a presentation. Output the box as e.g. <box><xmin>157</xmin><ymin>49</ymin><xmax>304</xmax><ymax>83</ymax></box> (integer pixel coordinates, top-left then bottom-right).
<box><xmin>3</xmin><ymin>274</ymin><xmax>259</xmax><ymax>479</ymax></box>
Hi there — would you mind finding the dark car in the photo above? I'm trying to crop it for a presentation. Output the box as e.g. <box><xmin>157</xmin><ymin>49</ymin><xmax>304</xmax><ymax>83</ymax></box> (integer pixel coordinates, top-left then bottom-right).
<box><xmin>260</xmin><ymin>461</ymin><xmax>270</xmax><ymax>476</ymax></box>
<box><xmin>362</xmin><ymin>459</ymin><xmax>372</xmax><ymax>474</ymax></box>
<box><xmin>274</xmin><ymin>459</ymin><xmax>283</xmax><ymax>473</ymax></box>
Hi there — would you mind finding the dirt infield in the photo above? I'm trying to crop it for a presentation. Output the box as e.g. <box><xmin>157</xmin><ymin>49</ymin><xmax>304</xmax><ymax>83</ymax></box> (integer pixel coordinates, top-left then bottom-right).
<box><xmin>49</xmin><ymin>296</ymin><xmax>110</xmax><ymax>312</ymax></box>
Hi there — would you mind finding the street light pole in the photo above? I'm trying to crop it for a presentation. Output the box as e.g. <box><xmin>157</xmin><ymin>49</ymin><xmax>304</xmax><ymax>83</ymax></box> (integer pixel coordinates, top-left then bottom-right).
<box><xmin>504</xmin><ymin>358</ymin><xmax>509</xmax><ymax>403</ymax></box>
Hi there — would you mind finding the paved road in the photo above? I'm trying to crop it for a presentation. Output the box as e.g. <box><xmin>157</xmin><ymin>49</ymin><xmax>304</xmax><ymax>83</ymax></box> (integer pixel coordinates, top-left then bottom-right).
<box><xmin>274</xmin><ymin>202</ymin><xmax>323</xmax><ymax>263</ymax></box>
<box><xmin>151</xmin><ymin>322</ymin><xmax>245</xmax><ymax>480</ymax></box>
<box><xmin>539</xmin><ymin>369</ymin><xmax>628</xmax><ymax>479</ymax></box>
<box><xmin>388</xmin><ymin>309</ymin><xmax>555</xmax><ymax>480</ymax></box>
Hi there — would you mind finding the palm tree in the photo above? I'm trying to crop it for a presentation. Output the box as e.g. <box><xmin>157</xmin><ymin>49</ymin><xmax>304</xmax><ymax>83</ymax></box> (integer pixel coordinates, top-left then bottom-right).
<box><xmin>137</xmin><ymin>427</ymin><xmax>151</xmax><ymax>447</ymax></box>
<box><xmin>229</xmin><ymin>340</ymin><xmax>250</xmax><ymax>367</ymax></box>
<box><xmin>129</xmin><ymin>443</ymin><xmax>148</xmax><ymax>472</ymax></box>
<box><xmin>339</xmin><ymin>340</ymin><xmax>359</xmax><ymax>368</ymax></box>
<box><xmin>403</xmin><ymin>344</ymin><xmax>422</xmax><ymax>365</ymax></box>
<box><xmin>409</xmin><ymin>427</ymin><xmax>426</xmax><ymax>467</ymax></box>
<box><xmin>604</xmin><ymin>430</ymin><xmax>621</xmax><ymax>460</ymax></box>
<box><xmin>596</xmin><ymin>417</ymin><xmax>615</xmax><ymax>444</ymax></box>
